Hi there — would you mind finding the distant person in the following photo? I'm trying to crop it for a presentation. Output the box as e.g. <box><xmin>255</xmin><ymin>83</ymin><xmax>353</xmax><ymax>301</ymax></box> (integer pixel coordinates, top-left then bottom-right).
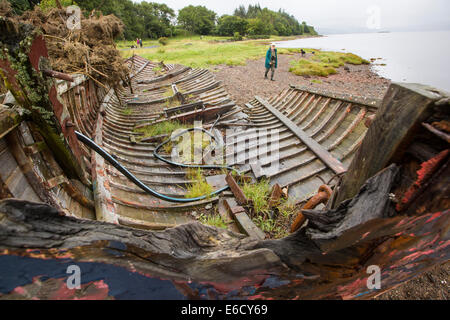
<box><xmin>136</xmin><ymin>38</ymin><xmax>139</xmax><ymax>47</ymax></box>
<box><xmin>139</xmin><ymin>38</ymin><xmax>143</xmax><ymax>48</ymax></box>
<box><xmin>301</xmin><ymin>49</ymin><xmax>305</xmax><ymax>56</ymax></box>
<box><xmin>265</xmin><ymin>43</ymin><xmax>278</xmax><ymax>81</ymax></box>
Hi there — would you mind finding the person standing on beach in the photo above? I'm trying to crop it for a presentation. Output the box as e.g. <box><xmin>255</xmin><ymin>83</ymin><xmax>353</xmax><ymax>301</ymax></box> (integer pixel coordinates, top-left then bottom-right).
<box><xmin>265</xmin><ymin>43</ymin><xmax>278</xmax><ymax>81</ymax></box>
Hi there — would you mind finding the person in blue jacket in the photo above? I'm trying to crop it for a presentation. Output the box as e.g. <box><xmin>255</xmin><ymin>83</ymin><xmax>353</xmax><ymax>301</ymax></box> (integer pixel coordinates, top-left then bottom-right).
<box><xmin>265</xmin><ymin>43</ymin><xmax>278</xmax><ymax>81</ymax></box>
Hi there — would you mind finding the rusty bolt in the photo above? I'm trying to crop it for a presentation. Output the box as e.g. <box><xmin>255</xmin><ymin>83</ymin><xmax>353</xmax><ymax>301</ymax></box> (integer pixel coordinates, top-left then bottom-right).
<box><xmin>290</xmin><ymin>185</ymin><xmax>333</xmax><ymax>233</ymax></box>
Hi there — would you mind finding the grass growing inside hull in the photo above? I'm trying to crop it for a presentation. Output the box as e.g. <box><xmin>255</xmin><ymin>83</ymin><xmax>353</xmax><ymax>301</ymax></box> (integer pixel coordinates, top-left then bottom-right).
<box><xmin>122</xmin><ymin>108</ymin><xmax>133</xmax><ymax>115</ymax></box>
<box><xmin>134</xmin><ymin>120</ymin><xmax>188</xmax><ymax>138</ymax></box>
<box><xmin>164</xmin><ymin>98</ymin><xmax>180</xmax><ymax>109</ymax></box>
<box><xmin>242</xmin><ymin>179</ymin><xmax>271</xmax><ymax>214</ymax></box>
<box><xmin>185</xmin><ymin>168</ymin><xmax>214</xmax><ymax>199</ymax></box>
<box><xmin>174</xmin><ymin>131</ymin><xmax>212</xmax><ymax>163</ymax></box>
<box><xmin>242</xmin><ymin>178</ymin><xmax>299</xmax><ymax>239</ymax></box>
<box><xmin>162</xmin><ymin>87</ymin><xmax>173</xmax><ymax>98</ymax></box>
<box><xmin>198</xmin><ymin>213</ymin><xmax>227</xmax><ymax>229</ymax></box>
<box><xmin>252</xmin><ymin>198</ymin><xmax>297</xmax><ymax>239</ymax></box>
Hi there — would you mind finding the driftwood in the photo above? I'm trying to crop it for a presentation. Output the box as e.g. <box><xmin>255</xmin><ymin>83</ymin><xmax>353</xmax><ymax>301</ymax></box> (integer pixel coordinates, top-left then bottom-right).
<box><xmin>1</xmin><ymin>162</ymin><xmax>448</xmax><ymax>299</ymax></box>
<box><xmin>335</xmin><ymin>83</ymin><xmax>448</xmax><ymax>205</ymax></box>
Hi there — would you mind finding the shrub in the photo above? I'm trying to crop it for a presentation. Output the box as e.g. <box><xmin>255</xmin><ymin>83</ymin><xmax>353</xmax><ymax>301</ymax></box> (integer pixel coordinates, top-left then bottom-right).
<box><xmin>158</xmin><ymin>37</ymin><xmax>169</xmax><ymax>46</ymax></box>
<box><xmin>233</xmin><ymin>32</ymin><xmax>243</xmax><ymax>41</ymax></box>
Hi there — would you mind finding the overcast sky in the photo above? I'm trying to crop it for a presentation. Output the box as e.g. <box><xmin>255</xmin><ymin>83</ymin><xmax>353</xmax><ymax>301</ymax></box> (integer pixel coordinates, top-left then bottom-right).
<box><xmin>135</xmin><ymin>0</ymin><xmax>450</xmax><ymax>33</ymax></box>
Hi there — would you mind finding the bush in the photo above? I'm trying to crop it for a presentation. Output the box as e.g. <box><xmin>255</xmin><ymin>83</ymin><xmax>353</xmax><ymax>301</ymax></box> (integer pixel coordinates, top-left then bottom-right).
<box><xmin>233</xmin><ymin>32</ymin><xmax>243</xmax><ymax>41</ymax></box>
<box><xmin>158</xmin><ymin>37</ymin><xmax>169</xmax><ymax>46</ymax></box>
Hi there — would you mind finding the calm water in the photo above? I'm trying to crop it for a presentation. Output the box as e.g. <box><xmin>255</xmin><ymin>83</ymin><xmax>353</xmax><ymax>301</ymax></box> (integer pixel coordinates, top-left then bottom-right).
<box><xmin>275</xmin><ymin>31</ymin><xmax>450</xmax><ymax>92</ymax></box>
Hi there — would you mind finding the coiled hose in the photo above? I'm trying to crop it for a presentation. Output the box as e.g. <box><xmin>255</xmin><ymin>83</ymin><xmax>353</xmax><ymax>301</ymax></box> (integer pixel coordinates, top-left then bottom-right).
<box><xmin>75</xmin><ymin>128</ymin><xmax>240</xmax><ymax>203</ymax></box>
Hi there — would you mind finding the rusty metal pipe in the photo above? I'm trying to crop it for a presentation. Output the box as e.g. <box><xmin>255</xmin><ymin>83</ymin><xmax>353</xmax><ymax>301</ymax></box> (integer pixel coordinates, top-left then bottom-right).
<box><xmin>290</xmin><ymin>185</ymin><xmax>333</xmax><ymax>233</ymax></box>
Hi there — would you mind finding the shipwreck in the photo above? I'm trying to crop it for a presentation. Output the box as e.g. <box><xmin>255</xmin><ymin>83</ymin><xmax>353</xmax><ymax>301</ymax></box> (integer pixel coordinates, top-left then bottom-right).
<box><xmin>0</xmin><ymin>15</ymin><xmax>449</xmax><ymax>300</ymax></box>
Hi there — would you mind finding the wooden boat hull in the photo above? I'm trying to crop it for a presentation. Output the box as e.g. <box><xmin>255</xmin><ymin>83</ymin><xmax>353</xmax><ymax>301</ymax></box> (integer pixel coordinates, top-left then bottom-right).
<box><xmin>0</xmin><ymin>22</ymin><xmax>448</xmax><ymax>299</ymax></box>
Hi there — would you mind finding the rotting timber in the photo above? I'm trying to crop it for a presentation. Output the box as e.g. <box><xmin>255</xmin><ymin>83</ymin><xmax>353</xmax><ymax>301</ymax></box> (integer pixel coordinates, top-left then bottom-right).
<box><xmin>0</xmin><ymin>19</ymin><xmax>449</xmax><ymax>300</ymax></box>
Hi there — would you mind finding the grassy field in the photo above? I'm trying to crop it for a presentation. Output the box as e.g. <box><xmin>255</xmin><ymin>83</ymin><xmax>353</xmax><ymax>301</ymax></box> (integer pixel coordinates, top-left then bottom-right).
<box><xmin>117</xmin><ymin>35</ymin><xmax>370</xmax><ymax>76</ymax></box>
<box><xmin>118</xmin><ymin>35</ymin><xmax>309</xmax><ymax>68</ymax></box>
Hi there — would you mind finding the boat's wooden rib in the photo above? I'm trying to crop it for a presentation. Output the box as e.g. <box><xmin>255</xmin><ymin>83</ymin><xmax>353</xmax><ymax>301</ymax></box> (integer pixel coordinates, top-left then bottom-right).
<box><xmin>224</xmin><ymin>86</ymin><xmax>377</xmax><ymax>203</ymax></box>
<box><xmin>88</xmin><ymin>55</ymin><xmax>237</xmax><ymax>229</ymax></box>
<box><xmin>2</xmin><ymin>20</ymin><xmax>449</xmax><ymax>301</ymax></box>
<box><xmin>0</xmin><ymin>48</ymin><xmax>378</xmax><ymax>230</ymax></box>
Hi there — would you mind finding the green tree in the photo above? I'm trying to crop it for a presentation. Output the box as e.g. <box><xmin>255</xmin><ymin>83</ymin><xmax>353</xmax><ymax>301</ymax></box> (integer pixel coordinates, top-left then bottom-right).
<box><xmin>137</xmin><ymin>2</ymin><xmax>175</xmax><ymax>38</ymax></box>
<box><xmin>76</xmin><ymin>0</ymin><xmax>175</xmax><ymax>40</ymax></box>
<box><xmin>233</xmin><ymin>5</ymin><xmax>246</xmax><ymax>18</ymax></box>
<box><xmin>302</xmin><ymin>21</ymin><xmax>309</xmax><ymax>33</ymax></box>
<box><xmin>247</xmin><ymin>18</ymin><xmax>274</xmax><ymax>36</ymax></box>
<box><xmin>39</xmin><ymin>0</ymin><xmax>74</xmax><ymax>10</ymax></box>
<box><xmin>231</xmin><ymin>4</ymin><xmax>310</xmax><ymax>36</ymax></box>
<box><xmin>216</xmin><ymin>14</ymin><xmax>248</xmax><ymax>36</ymax></box>
<box><xmin>177</xmin><ymin>5</ymin><xmax>216</xmax><ymax>35</ymax></box>
<box><xmin>246</xmin><ymin>4</ymin><xmax>262</xmax><ymax>19</ymax></box>
<box><xmin>6</xmin><ymin>0</ymin><xmax>39</xmax><ymax>14</ymax></box>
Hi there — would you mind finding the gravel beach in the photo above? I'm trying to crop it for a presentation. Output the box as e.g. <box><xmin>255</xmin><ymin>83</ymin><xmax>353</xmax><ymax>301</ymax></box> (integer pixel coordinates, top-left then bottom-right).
<box><xmin>215</xmin><ymin>51</ymin><xmax>391</xmax><ymax>106</ymax></box>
